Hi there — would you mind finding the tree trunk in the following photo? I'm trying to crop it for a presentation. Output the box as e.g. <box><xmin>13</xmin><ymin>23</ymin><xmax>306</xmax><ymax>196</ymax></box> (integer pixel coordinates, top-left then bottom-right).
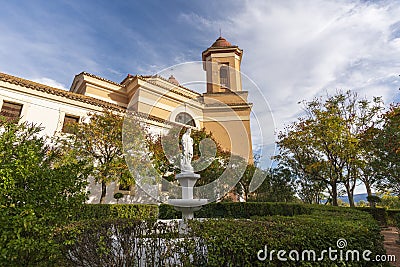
<box><xmin>365</xmin><ymin>181</ymin><xmax>374</xmax><ymax>207</ymax></box>
<box><xmin>347</xmin><ymin>187</ymin><xmax>355</xmax><ymax>207</ymax></box>
<box><xmin>331</xmin><ymin>182</ymin><xmax>338</xmax><ymax>206</ymax></box>
<box><xmin>242</xmin><ymin>183</ymin><xmax>248</xmax><ymax>202</ymax></box>
<box><xmin>100</xmin><ymin>181</ymin><xmax>107</xmax><ymax>204</ymax></box>
<box><xmin>344</xmin><ymin>181</ymin><xmax>355</xmax><ymax>207</ymax></box>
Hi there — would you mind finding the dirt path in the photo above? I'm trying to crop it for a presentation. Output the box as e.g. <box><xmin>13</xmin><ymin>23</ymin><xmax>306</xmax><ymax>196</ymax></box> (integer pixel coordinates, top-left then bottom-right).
<box><xmin>381</xmin><ymin>227</ymin><xmax>400</xmax><ymax>267</ymax></box>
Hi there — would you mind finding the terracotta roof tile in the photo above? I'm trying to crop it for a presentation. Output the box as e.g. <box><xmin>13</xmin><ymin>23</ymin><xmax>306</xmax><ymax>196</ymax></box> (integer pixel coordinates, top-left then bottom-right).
<box><xmin>0</xmin><ymin>72</ymin><xmax>194</xmax><ymax>126</ymax></box>
<box><xmin>0</xmin><ymin>72</ymin><xmax>126</xmax><ymax>112</ymax></box>
<box><xmin>205</xmin><ymin>102</ymin><xmax>252</xmax><ymax>107</ymax></box>
<box><xmin>211</xmin><ymin>36</ymin><xmax>233</xmax><ymax>47</ymax></box>
<box><xmin>76</xmin><ymin>71</ymin><xmax>125</xmax><ymax>87</ymax></box>
<box><xmin>139</xmin><ymin>75</ymin><xmax>201</xmax><ymax>97</ymax></box>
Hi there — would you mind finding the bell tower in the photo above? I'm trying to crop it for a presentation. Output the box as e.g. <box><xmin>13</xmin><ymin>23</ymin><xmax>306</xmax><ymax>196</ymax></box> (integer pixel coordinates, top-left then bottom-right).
<box><xmin>202</xmin><ymin>36</ymin><xmax>243</xmax><ymax>93</ymax></box>
<box><xmin>201</xmin><ymin>37</ymin><xmax>253</xmax><ymax>163</ymax></box>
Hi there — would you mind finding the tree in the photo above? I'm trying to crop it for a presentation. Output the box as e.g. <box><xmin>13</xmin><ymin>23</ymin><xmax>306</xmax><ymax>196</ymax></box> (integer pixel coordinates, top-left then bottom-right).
<box><xmin>147</xmin><ymin>126</ymin><xmax>182</xmax><ymax>183</ymax></box>
<box><xmin>148</xmin><ymin>126</ymin><xmax>230</xmax><ymax>186</ymax></box>
<box><xmin>295</xmin><ymin>173</ymin><xmax>327</xmax><ymax>204</ymax></box>
<box><xmin>276</xmin><ymin>91</ymin><xmax>382</xmax><ymax>206</ymax></box>
<box><xmin>325</xmin><ymin>92</ymin><xmax>382</xmax><ymax>206</ymax></box>
<box><xmin>276</xmin><ymin>107</ymin><xmax>344</xmax><ymax>206</ymax></box>
<box><xmin>148</xmin><ymin>126</ymin><xmax>246</xmax><ymax>201</ymax></box>
<box><xmin>359</xmin><ymin>126</ymin><xmax>384</xmax><ymax>206</ymax></box>
<box><xmin>235</xmin><ymin>163</ymin><xmax>257</xmax><ymax>202</ymax></box>
<box><xmin>373</xmin><ymin>104</ymin><xmax>400</xmax><ymax>195</ymax></box>
<box><xmin>0</xmin><ymin>118</ymin><xmax>89</xmax><ymax>266</ymax></box>
<box><xmin>249</xmin><ymin>166</ymin><xmax>296</xmax><ymax>202</ymax></box>
<box><xmin>62</xmin><ymin>110</ymin><xmax>135</xmax><ymax>203</ymax></box>
<box><xmin>340</xmin><ymin>95</ymin><xmax>383</xmax><ymax>206</ymax></box>
<box><xmin>378</xmin><ymin>191</ymin><xmax>400</xmax><ymax>209</ymax></box>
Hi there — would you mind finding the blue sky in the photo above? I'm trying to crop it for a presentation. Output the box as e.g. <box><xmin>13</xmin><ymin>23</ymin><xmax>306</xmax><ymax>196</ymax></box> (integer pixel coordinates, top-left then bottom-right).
<box><xmin>0</xmin><ymin>0</ymin><xmax>236</xmax><ymax>84</ymax></box>
<box><xmin>1</xmin><ymin>1</ymin><xmax>400</xmax><ymax>193</ymax></box>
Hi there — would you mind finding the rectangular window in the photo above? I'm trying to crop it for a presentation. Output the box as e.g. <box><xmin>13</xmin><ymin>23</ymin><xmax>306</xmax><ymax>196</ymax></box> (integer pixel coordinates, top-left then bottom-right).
<box><xmin>62</xmin><ymin>114</ymin><xmax>80</xmax><ymax>133</ymax></box>
<box><xmin>220</xmin><ymin>63</ymin><xmax>230</xmax><ymax>89</ymax></box>
<box><xmin>0</xmin><ymin>101</ymin><xmax>23</xmax><ymax>121</ymax></box>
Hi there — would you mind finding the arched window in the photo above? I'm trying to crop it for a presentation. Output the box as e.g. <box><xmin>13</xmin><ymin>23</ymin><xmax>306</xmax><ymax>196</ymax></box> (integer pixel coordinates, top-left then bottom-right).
<box><xmin>175</xmin><ymin>112</ymin><xmax>195</xmax><ymax>127</ymax></box>
<box><xmin>220</xmin><ymin>64</ymin><xmax>230</xmax><ymax>88</ymax></box>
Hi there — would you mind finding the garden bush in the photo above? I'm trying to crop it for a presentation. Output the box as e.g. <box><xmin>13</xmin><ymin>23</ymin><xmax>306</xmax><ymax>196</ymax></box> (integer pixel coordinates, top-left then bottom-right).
<box><xmin>196</xmin><ymin>202</ymin><xmax>313</xmax><ymax>218</ymax></box>
<box><xmin>74</xmin><ymin>204</ymin><xmax>158</xmax><ymax>221</ymax></box>
<box><xmin>0</xmin><ymin>120</ymin><xmax>89</xmax><ymax>266</ymax></box>
<box><xmin>159</xmin><ymin>202</ymin><xmax>313</xmax><ymax>219</ymax></box>
<box><xmin>356</xmin><ymin>207</ymin><xmax>388</xmax><ymax>227</ymax></box>
<box><xmin>56</xmin><ymin>219</ymin><xmax>207</xmax><ymax>266</ymax></box>
<box><xmin>159</xmin><ymin>203</ymin><xmax>181</xmax><ymax>219</ymax></box>
<box><xmin>386</xmin><ymin>209</ymin><xmax>400</xmax><ymax>227</ymax></box>
<box><xmin>189</xmin><ymin>209</ymin><xmax>387</xmax><ymax>266</ymax></box>
<box><xmin>394</xmin><ymin>213</ymin><xmax>400</xmax><ymax>239</ymax></box>
<box><xmin>58</xmin><ymin>207</ymin><xmax>388</xmax><ymax>266</ymax></box>
<box><xmin>159</xmin><ymin>202</ymin><xmax>396</xmax><ymax>230</ymax></box>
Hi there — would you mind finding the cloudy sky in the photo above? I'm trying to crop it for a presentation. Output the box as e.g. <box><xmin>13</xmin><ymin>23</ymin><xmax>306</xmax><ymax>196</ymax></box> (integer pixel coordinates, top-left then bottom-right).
<box><xmin>1</xmin><ymin>0</ymin><xmax>399</xmax><ymax>184</ymax></box>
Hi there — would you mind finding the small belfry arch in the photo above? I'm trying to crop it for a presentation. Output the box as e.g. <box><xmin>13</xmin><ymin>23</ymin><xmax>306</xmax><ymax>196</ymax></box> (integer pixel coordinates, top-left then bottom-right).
<box><xmin>175</xmin><ymin>112</ymin><xmax>196</xmax><ymax>127</ymax></box>
<box><xmin>219</xmin><ymin>64</ymin><xmax>230</xmax><ymax>89</ymax></box>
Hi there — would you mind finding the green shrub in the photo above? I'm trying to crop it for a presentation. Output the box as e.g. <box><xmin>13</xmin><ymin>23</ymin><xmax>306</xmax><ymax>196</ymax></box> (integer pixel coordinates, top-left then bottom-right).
<box><xmin>56</xmin><ymin>219</ymin><xmax>206</xmax><ymax>266</ymax></box>
<box><xmin>394</xmin><ymin>213</ymin><xmax>400</xmax><ymax>233</ymax></box>
<box><xmin>159</xmin><ymin>202</ymin><xmax>313</xmax><ymax>219</ymax></box>
<box><xmin>158</xmin><ymin>204</ymin><xmax>182</xmax><ymax>219</ymax></box>
<box><xmin>386</xmin><ymin>209</ymin><xmax>400</xmax><ymax>227</ymax></box>
<box><xmin>190</xmin><ymin>209</ymin><xmax>387</xmax><ymax>266</ymax></box>
<box><xmin>0</xmin><ymin>119</ymin><xmax>89</xmax><ymax>266</ymax></box>
<box><xmin>356</xmin><ymin>207</ymin><xmax>388</xmax><ymax>227</ymax></box>
<box><xmin>160</xmin><ymin>202</ymin><xmax>394</xmax><ymax>229</ymax></box>
<box><xmin>74</xmin><ymin>204</ymin><xmax>158</xmax><ymax>221</ymax></box>
<box><xmin>394</xmin><ymin>212</ymin><xmax>400</xmax><ymax>244</ymax></box>
<box><xmin>113</xmin><ymin>192</ymin><xmax>124</xmax><ymax>203</ymax></box>
<box><xmin>59</xmin><ymin>207</ymin><xmax>388</xmax><ymax>266</ymax></box>
<box><xmin>367</xmin><ymin>195</ymin><xmax>382</xmax><ymax>205</ymax></box>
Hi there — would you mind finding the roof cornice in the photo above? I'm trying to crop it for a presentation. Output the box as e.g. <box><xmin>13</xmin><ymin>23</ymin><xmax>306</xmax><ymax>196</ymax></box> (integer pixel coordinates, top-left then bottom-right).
<box><xmin>76</xmin><ymin>71</ymin><xmax>124</xmax><ymax>87</ymax></box>
<box><xmin>0</xmin><ymin>72</ymin><xmax>124</xmax><ymax>111</ymax></box>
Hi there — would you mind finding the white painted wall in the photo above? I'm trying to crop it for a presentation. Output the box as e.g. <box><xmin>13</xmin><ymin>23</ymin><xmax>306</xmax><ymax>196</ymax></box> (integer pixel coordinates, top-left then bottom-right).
<box><xmin>0</xmin><ymin>87</ymin><xmax>93</xmax><ymax>137</ymax></box>
<box><xmin>0</xmin><ymin>84</ymin><xmax>162</xmax><ymax>204</ymax></box>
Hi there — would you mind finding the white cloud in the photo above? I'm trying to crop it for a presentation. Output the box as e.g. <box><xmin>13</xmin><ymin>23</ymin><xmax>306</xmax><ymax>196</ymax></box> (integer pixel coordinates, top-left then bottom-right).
<box><xmin>236</xmin><ymin>1</ymin><xmax>400</xmax><ymax>127</ymax></box>
<box><xmin>1</xmin><ymin>0</ymin><xmax>399</xmax><ymax>192</ymax></box>
<box><xmin>185</xmin><ymin>1</ymin><xmax>399</xmax><ymax>122</ymax></box>
<box><xmin>179</xmin><ymin>1</ymin><xmax>400</xmax><ymax>178</ymax></box>
<box><xmin>31</xmin><ymin>77</ymin><xmax>68</xmax><ymax>90</ymax></box>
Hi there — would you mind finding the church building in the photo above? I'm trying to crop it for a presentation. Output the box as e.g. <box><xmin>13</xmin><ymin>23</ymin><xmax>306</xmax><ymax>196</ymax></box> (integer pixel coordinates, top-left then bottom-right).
<box><xmin>0</xmin><ymin>37</ymin><xmax>252</xmax><ymax>203</ymax></box>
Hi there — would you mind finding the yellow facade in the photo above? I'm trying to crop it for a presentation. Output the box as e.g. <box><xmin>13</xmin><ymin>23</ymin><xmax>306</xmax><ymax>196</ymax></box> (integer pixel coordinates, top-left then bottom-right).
<box><xmin>69</xmin><ymin>37</ymin><xmax>253</xmax><ymax>162</ymax></box>
<box><xmin>0</xmin><ymin>37</ymin><xmax>254</xmax><ymax>203</ymax></box>
<box><xmin>200</xmin><ymin>37</ymin><xmax>253</xmax><ymax>162</ymax></box>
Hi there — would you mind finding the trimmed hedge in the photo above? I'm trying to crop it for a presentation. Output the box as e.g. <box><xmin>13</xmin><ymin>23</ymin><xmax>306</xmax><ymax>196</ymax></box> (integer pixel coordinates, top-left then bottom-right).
<box><xmin>89</xmin><ymin>202</ymin><xmax>395</xmax><ymax>224</ymax></box>
<box><xmin>73</xmin><ymin>204</ymin><xmax>158</xmax><ymax>221</ymax></box>
<box><xmin>394</xmin><ymin>213</ymin><xmax>400</xmax><ymax>233</ymax></box>
<box><xmin>159</xmin><ymin>202</ymin><xmax>313</xmax><ymax>219</ymax></box>
<box><xmin>356</xmin><ymin>207</ymin><xmax>388</xmax><ymax>226</ymax></box>
<box><xmin>159</xmin><ymin>203</ymin><xmax>181</xmax><ymax>219</ymax></box>
<box><xmin>386</xmin><ymin>209</ymin><xmax>400</xmax><ymax>227</ymax></box>
<box><xmin>160</xmin><ymin>202</ymin><xmax>400</xmax><ymax>228</ymax></box>
<box><xmin>197</xmin><ymin>202</ymin><xmax>313</xmax><ymax>218</ymax></box>
<box><xmin>57</xmin><ymin>208</ymin><xmax>388</xmax><ymax>266</ymax></box>
<box><xmin>56</xmin><ymin>219</ymin><xmax>206</xmax><ymax>266</ymax></box>
<box><xmin>189</xmin><ymin>209</ymin><xmax>387</xmax><ymax>266</ymax></box>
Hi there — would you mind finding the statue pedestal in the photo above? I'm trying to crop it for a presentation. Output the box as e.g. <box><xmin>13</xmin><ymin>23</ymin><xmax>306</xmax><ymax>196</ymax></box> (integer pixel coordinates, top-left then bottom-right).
<box><xmin>176</xmin><ymin>172</ymin><xmax>199</xmax><ymax>199</ymax></box>
<box><xmin>167</xmin><ymin>200</ymin><xmax>207</xmax><ymax>219</ymax></box>
<box><xmin>168</xmin><ymin>172</ymin><xmax>207</xmax><ymax>220</ymax></box>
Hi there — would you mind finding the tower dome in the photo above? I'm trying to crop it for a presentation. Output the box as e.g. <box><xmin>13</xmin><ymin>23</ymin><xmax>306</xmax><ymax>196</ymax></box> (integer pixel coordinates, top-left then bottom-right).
<box><xmin>211</xmin><ymin>36</ymin><xmax>232</xmax><ymax>47</ymax></box>
<box><xmin>168</xmin><ymin>75</ymin><xmax>179</xmax><ymax>86</ymax></box>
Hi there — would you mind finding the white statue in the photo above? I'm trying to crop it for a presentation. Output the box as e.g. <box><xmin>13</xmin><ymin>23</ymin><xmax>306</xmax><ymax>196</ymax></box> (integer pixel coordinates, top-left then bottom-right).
<box><xmin>181</xmin><ymin>128</ymin><xmax>193</xmax><ymax>172</ymax></box>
